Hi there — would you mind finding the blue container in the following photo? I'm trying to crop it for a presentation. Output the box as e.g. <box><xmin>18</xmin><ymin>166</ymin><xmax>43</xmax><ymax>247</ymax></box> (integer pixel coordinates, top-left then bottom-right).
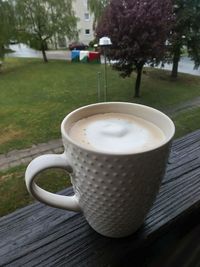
<box><xmin>71</xmin><ymin>50</ymin><xmax>80</xmax><ymax>62</ymax></box>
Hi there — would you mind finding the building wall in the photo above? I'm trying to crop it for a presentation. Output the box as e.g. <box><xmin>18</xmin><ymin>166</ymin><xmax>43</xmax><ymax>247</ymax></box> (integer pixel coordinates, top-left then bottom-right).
<box><xmin>49</xmin><ymin>0</ymin><xmax>95</xmax><ymax>49</ymax></box>
<box><xmin>72</xmin><ymin>0</ymin><xmax>95</xmax><ymax>45</ymax></box>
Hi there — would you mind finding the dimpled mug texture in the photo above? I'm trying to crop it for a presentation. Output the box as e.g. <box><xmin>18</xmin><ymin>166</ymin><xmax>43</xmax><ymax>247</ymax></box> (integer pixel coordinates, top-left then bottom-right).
<box><xmin>65</xmin><ymin>141</ymin><xmax>170</xmax><ymax>238</ymax></box>
<box><xmin>25</xmin><ymin>102</ymin><xmax>175</xmax><ymax>238</ymax></box>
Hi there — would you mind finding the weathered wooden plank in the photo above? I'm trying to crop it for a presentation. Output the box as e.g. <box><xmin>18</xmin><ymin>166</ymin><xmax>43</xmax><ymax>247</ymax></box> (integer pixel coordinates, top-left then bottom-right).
<box><xmin>1</xmin><ymin>198</ymin><xmax>200</xmax><ymax>266</ymax></box>
<box><xmin>159</xmin><ymin>223</ymin><xmax>200</xmax><ymax>267</ymax></box>
<box><xmin>149</xmin><ymin>169</ymin><xmax>200</xmax><ymax>211</ymax></box>
<box><xmin>0</xmin><ymin>131</ymin><xmax>200</xmax><ymax>267</ymax></box>
<box><xmin>171</xmin><ymin>144</ymin><xmax>200</xmax><ymax>162</ymax></box>
<box><xmin>165</xmin><ymin>158</ymin><xmax>200</xmax><ymax>183</ymax></box>
<box><xmin>146</xmin><ymin>185</ymin><xmax>200</xmax><ymax>229</ymax></box>
<box><xmin>0</xmin><ymin>188</ymin><xmax>73</xmax><ymax>231</ymax></box>
<box><xmin>169</xmin><ymin>142</ymin><xmax>200</xmax><ymax>164</ymax></box>
<box><xmin>172</xmin><ymin>129</ymin><xmax>200</xmax><ymax>148</ymax></box>
<box><xmin>169</xmin><ymin>131</ymin><xmax>200</xmax><ymax>164</ymax></box>
<box><xmin>167</xmin><ymin>153</ymin><xmax>197</xmax><ymax>170</ymax></box>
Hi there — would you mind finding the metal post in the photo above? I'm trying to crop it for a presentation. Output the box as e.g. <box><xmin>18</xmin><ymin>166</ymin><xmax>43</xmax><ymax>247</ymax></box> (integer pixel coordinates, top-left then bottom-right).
<box><xmin>104</xmin><ymin>47</ymin><xmax>108</xmax><ymax>102</ymax></box>
<box><xmin>97</xmin><ymin>72</ymin><xmax>101</xmax><ymax>102</ymax></box>
<box><xmin>99</xmin><ymin>37</ymin><xmax>112</xmax><ymax>102</ymax></box>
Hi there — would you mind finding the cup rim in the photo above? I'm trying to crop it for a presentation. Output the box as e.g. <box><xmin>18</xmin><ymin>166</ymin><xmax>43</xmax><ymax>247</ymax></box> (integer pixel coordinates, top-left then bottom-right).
<box><xmin>61</xmin><ymin>102</ymin><xmax>175</xmax><ymax>156</ymax></box>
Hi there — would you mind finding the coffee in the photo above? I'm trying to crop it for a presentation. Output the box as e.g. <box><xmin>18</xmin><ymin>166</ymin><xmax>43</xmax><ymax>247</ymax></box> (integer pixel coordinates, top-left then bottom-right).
<box><xmin>68</xmin><ymin>113</ymin><xmax>166</xmax><ymax>153</ymax></box>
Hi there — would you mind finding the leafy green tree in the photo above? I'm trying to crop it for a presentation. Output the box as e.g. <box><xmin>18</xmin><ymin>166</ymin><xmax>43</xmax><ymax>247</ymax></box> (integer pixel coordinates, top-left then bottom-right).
<box><xmin>97</xmin><ymin>0</ymin><xmax>173</xmax><ymax>97</ymax></box>
<box><xmin>168</xmin><ymin>0</ymin><xmax>200</xmax><ymax>78</ymax></box>
<box><xmin>15</xmin><ymin>0</ymin><xmax>78</xmax><ymax>62</ymax></box>
<box><xmin>88</xmin><ymin>0</ymin><xmax>109</xmax><ymax>28</ymax></box>
<box><xmin>0</xmin><ymin>0</ymin><xmax>15</xmax><ymax>60</ymax></box>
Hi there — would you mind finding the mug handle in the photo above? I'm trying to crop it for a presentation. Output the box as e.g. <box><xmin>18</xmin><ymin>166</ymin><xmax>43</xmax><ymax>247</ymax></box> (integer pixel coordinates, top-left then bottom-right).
<box><xmin>25</xmin><ymin>153</ymin><xmax>81</xmax><ymax>212</ymax></box>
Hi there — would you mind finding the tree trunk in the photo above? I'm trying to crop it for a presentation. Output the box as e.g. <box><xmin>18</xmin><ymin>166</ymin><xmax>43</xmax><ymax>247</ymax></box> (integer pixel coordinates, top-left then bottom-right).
<box><xmin>0</xmin><ymin>61</ymin><xmax>2</xmax><ymax>72</ymax></box>
<box><xmin>41</xmin><ymin>41</ymin><xmax>48</xmax><ymax>63</ymax></box>
<box><xmin>171</xmin><ymin>45</ymin><xmax>181</xmax><ymax>78</ymax></box>
<box><xmin>134</xmin><ymin>64</ymin><xmax>144</xmax><ymax>97</ymax></box>
<box><xmin>0</xmin><ymin>45</ymin><xmax>5</xmax><ymax>60</ymax></box>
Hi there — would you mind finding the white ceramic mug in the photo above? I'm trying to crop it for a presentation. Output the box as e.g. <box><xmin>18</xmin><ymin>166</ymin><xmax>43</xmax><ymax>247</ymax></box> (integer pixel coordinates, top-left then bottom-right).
<box><xmin>25</xmin><ymin>102</ymin><xmax>175</xmax><ymax>238</ymax></box>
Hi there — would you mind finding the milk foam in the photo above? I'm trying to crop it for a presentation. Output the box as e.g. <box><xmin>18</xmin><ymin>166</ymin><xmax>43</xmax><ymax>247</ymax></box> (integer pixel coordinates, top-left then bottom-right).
<box><xmin>68</xmin><ymin>113</ymin><xmax>166</xmax><ymax>153</ymax></box>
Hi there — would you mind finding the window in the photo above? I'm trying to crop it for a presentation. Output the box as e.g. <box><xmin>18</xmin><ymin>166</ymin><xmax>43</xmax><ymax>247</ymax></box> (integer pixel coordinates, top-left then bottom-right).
<box><xmin>84</xmin><ymin>13</ymin><xmax>90</xmax><ymax>21</ymax></box>
<box><xmin>85</xmin><ymin>29</ymin><xmax>90</xmax><ymax>35</ymax></box>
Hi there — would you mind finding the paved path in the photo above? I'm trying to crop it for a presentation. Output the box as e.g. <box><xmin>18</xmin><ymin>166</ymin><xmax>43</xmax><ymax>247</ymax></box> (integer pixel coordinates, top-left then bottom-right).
<box><xmin>7</xmin><ymin>43</ymin><xmax>71</xmax><ymax>60</ymax></box>
<box><xmin>163</xmin><ymin>96</ymin><xmax>200</xmax><ymax>116</ymax></box>
<box><xmin>1</xmin><ymin>96</ymin><xmax>200</xmax><ymax>172</ymax></box>
<box><xmin>0</xmin><ymin>139</ymin><xmax>63</xmax><ymax>171</ymax></box>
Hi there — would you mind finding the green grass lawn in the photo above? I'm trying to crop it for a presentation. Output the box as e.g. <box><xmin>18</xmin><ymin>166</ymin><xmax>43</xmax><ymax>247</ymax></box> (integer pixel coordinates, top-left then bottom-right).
<box><xmin>1</xmin><ymin>57</ymin><xmax>200</xmax><ymax>154</ymax></box>
<box><xmin>173</xmin><ymin>107</ymin><xmax>200</xmax><ymax>138</ymax></box>
<box><xmin>0</xmin><ymin>165</ymin><xmax>70</xmax><ymax>216</ymax></box>
<box><xmin>1</xmin><ymin>57</ymin><xmax>200</xmax><ymax>217</ymax></box>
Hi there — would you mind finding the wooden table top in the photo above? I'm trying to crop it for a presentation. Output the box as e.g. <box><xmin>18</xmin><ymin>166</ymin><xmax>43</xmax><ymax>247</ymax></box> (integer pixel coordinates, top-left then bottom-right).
<box><xmin>0</xmin><ymin>130</ymin><xmax>200</xmax><ymax>267</ymax></box>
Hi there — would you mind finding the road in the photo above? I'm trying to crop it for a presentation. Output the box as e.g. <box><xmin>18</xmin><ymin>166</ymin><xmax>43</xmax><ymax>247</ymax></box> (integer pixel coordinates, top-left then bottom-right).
<box><xmin>7</xmin><ymin>43</ymin><xmax>71</xmax><ymax>60</ymax></box>
<box><xmin>156</xmin><ymin>57</ymin><xmax>200</xmax><ymax>76</ymax></box>
<box><xmin>7</xmin><ymin>43</ymin><xmax>200</xmax><ymax>76</ymax></box>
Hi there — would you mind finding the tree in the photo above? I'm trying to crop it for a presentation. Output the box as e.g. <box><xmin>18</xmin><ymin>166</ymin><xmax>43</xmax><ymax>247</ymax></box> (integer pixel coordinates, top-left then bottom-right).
<box><xmin>0</xmin><ymin>0</ymin><xmax>15</xmax><ymax>60</ymax></box>
<box><xmin>168</xmin><ymin>0</ymin><xmax>200</xmax><ymax>78</ymax></box>
<box><xmin>88</xmin><ymin>0</ymin><xmax>109</xmax><ymax>28</ymax></box>
<box><xmin>15</xmin><ymin>0</ymin><xmax>78</xmax><ymax>62</ymax></box>
<box><xmin>96</xmin><ymin>0</ymin><xmax>173</xmax><ymax>97</ymax></box>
